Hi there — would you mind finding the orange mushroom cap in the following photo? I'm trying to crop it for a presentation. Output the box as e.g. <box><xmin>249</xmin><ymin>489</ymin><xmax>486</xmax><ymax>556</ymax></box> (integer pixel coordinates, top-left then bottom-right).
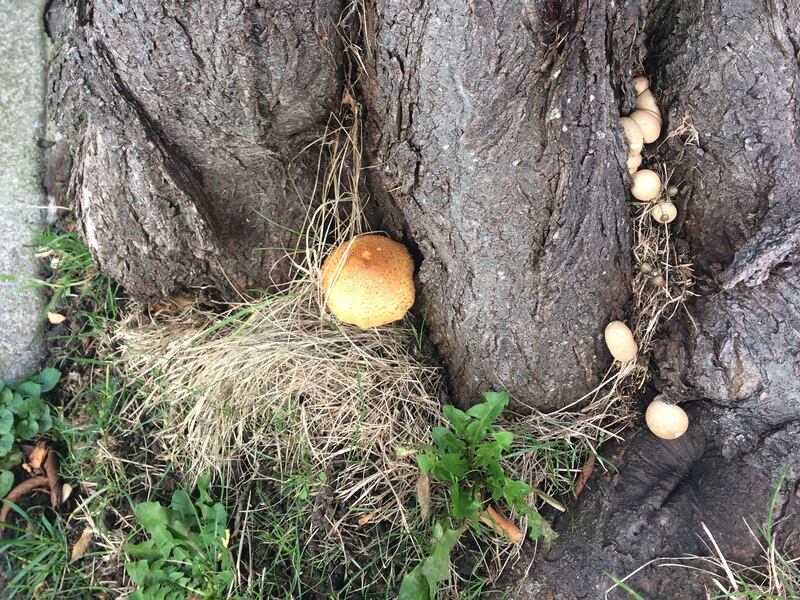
<box><xmin>321</xmin><ymin>235</ymin><xmax>415</xmax><ymax>329</ymax></box>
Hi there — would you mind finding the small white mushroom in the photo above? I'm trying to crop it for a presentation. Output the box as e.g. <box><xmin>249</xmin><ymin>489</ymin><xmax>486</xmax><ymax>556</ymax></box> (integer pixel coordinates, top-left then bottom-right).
<box><xmin>620</xmin><ymin>117</ymin><xmax>644</xmax><ymax>154</ymax></box>
<box><xmin>635</xmin><ymin>89</ymin><xmax>661</xmax><ymax>116</ymax></box>
<box><xmin>631</xmin><ymin>169</ymin><xmax>662</xmax><ymax>201</ymax></box>
<box><xmin>629</xmin><ymin>110</ymin><xmax>662</xmax><ymax>144</ymax></box>
<box><xmin>627</xmin><ymin>152</ymin><xmax>643</xmax><ymax>174</ymax></box>
<box><xmin>604</xmin><ymin>320</ymin><xmax>637</xmax><ymax>362</ymax></box>
<box><xmin>645</xmin><ymin>397</ymin><xmax>689</xmax><ymax>440</ymax></box>
<box><xmin>651</xmin><ymin>201</ymin><xmax>678</xmax><ymax>223</ymax></box>
<box><xmin>633</xmin><ymin>76</ymin><xmax>650</xmax><ymax>94</ymax></box>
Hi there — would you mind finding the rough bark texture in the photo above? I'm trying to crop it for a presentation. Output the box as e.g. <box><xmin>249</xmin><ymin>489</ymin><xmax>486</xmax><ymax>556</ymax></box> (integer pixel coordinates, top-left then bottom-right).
<box><xmin>515</xmin><ymin>0</ymin><xmax>800</xmax><ymax>597</ymax></box>
<box><xmin>46</xmin><ymin>0</ymin><xmax>343</xmax><ymax>299</ymax></box>
<box><xmin>361</xmin><ymin>0</ymin><xmax>634</xmax><ymax>411</ymax></box>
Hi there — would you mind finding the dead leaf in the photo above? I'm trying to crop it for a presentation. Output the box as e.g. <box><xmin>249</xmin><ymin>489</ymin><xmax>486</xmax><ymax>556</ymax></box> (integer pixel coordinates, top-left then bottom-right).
<box><xmin>61</xmin><ymin>482</ymin><xmax>74</xmax><ymax>503</ymax></box>
<box><xmin>416</xmin><ymin>473</ymin><xmax>431</xmax><ymax>522</ymax></box>
<box><xmin>479</xmin><ymin>505</ymin><xmax>524</xmax><ymax>544</ymax></box>
<box><xmin>70</xmin><ymin>527</ymin><xmax>94</xmax><ymax>561</ymax></box>
<box><xmin>533</xmin><ymin>488</ymin><xmax>566</xmax><ymax>512</ymax></box>
<box><xmin>574</xmin><ymin>454</ymin><xmax>596</xmax><ymax>499</ymax></box>
<box><xmin>357</xmin><ymin>511</ymin><xmax>379</xmax><ymax>527</ymax></box>
<box><xmin>47</xmin><ymin>312</ymin><xmax>67</xmax><ymax>325</ymax></box>
<box><xmin>27</xmin><ymin>441</ymin><xmax>49</xmax><ymax>471</ymax></box>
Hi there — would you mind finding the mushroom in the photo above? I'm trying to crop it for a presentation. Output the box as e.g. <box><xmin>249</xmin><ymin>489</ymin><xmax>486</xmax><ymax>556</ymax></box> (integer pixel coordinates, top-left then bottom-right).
<box><xmin>667</xmin><ymin>185</ymin><xmax>679</xmax><ymax>197</ymax></box>
<box><xmin>620</xmin><ymin>117</ymin><xmax>644</xmax><ymax>154</ymax></box>
<box><xmin>627</xmin><ymin>152</ymin><xmax>643</xmax><ymax>175</ymax></box>
<box><xmin>635</xmin><ymin>89</ymin><xmax>661</xmax><ymax>116</ymax></box>
<box><xmin>604</xmin><ymin>320</ymin><xmax>638</xmax><ymax>362</ymax></box>
<box><xmin>629</xmin><ymin>109</ymin><xmax>662</xmax><ymax>144</ymax></box>
<box><xmin>645</xmin><ymin>397</ymin><xmax>689</xmax><ymax>440</ymax></box>
<box><xmin>631</xmin><ymin>169</ymin><xmax>662</xmax><ymax>201</ymax></box>
<box><xmin>651</xmin><ymin>201</ymin><xmax>678</xmax><ymax>223</ymax></box>
<box><xmin>321</xmin><ymin>234</ymin><xmax>415</xmax><ymax>329</ymax></box>
<box><xmin>633</xmin><ymin>75</ymin><xmax>650</xmax><ymax>94</ymax></box>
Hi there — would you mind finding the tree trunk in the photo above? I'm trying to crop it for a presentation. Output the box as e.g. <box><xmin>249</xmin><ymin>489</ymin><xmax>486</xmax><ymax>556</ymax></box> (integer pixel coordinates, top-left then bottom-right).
<box><xmin>514</xmin><ymin>0</ymin><xmax>800</xmax><ymax>597</ymax></box>
<box><xmin>44</xmin><ymin>0</ymin><xmax>800</xmax><ymax>596</ymax></box>
<box><xmin>45</xmin><ymin>0</ymin><xmax>343</xmax><ymax>299</ymax></box>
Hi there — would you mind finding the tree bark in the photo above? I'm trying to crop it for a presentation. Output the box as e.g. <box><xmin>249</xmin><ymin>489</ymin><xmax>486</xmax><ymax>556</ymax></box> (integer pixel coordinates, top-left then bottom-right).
<box><xmin>515</xmin><ymin>0</ymin><xmax>800</xmax><ymax>597</ymax></box>
<box><xmin>361</xmin><ymin>0</ymin><xmax>634</xmax><ymax>411</ymax></box>
<box><xmin>44</xmin><ymin>0</ymin><xmax>800</xmax><ymax>596</ymax></box>
<box><xmin>45</xmin><ymin>0</ymin><xmax>343</xmax><ymax>299</ymax></box>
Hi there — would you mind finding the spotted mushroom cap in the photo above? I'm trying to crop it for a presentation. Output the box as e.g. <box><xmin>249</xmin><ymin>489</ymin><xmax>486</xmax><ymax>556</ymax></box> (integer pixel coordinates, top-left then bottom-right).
<box><xmin>321</xmin><ymin>234</ymin><xmax>415</xmax><ymax>329</ymax></box>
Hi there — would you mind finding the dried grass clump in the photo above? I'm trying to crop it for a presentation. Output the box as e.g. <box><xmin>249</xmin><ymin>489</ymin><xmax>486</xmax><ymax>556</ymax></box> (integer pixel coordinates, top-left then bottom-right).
<box><xmin>117</xmin><ymin>286</ymin><xmax>441</xmax><ymax>505</ymax></box>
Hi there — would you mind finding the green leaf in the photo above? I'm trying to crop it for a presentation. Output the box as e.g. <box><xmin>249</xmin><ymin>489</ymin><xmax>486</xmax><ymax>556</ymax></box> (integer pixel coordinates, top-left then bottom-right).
<box><xmin>170</xmin><ymin>490</ymin><xmax>197</xmax><ymax>523</ymax></box>
<box><xmin>0</xmin><ymin>470</ymin><xmax>13</xmax><ymax>498</ymax></box>
<box><xmin>125</xmin><ymin>559</ymin><xmax>154</xmax><ymax>585</ymax></box>
<box><xmin>36</xmin><ymin>368</ymin><xmax>61</xmax><ymax>393</ymax></box>
<box><xmin>522</xmin><ymin>505</ymin><xmax>557</xmax><ymax>544</ymax></box>
<box><xmin>398</xmin><ymin>570</ymin><xmax>430</xmax><ymax>600</ymax></box>
<box><xmin>464</xmin><ymin>392</ymin><xmax>509</xmax><ymax>443</ymax></box>
<box><xmin>0</xmin><ymin>446</ymin><xmax>21</xmax><ymax>470</ymax></box>
<box><xmin>502</xmin><ymin>478</ymin><xmax>533</xmax><ymax>505</ymax></box>
<box><xmin>491</xmin><ymin>430</ymin><xmax>514</xmax><ymax>451</ymax></box>
<box><xmin>196</xmin><ymin>473</ymin><xmax>213</xmax><ymax>506</ymax></box>
<box><xmin>398</xmin><ymin>527</ymin><xmax>462</xmax><ymax>600</ymax></box>
<box><xmin>123</xmin><ymin>540</ymin><xmax>163</xmax><ymax>560</ymax></box>
<box><xmin>14</xmin><ymin>381</ymin><xmax>41</xmax><ymax>397</ymax></box>
<box><xmin>420</xmin><ymin>527</ymin><xmax>462</xmax><ymax>590</ymax></box>
<box><xmin>450</xmin><ymin>484</ymin><xmax>481</xmax><ymax>523</ymax></box>
<box><xmin>0</xmin><ymin>433</ymin><xmax>15</xmax><ymax>455</ymax></box>
<box><xmin>134</xmin><ymin>502</ymin><xmax>171</xmax><ymax>531</ymax></box>
<box><xmin>475</xmin><ymin>441</ymin><xmax>503</xmax><ymax>469</ymax></box>
<box><xmin>0</xmin><ymin>387</ymin><xmax>11</xmax><ymax>405</ymax></box>
<box><xmin>7</xmin><ymin>393</ymin><xmax>23</xmax><ymax>414</ymax></box>
<box><xmin>431</xmin><ymin>427</ymin><xmax>465</xmax><ymax>453</ymax></box>
<box><xmin>438</xmin><ymin>453</ymin><xmax>469</xmax><ymax>480</ymax></box>
<box><xmin>0</xmin><ymin>409</ymin><xmax>13</xmax><ymax>435</ymax></box>
<box><xmin>416</xmin><ymin>452</ymin><xmax>436</xmax><ymax>474</ymax></box>
<box><xmin>13</xmin><ymin>419</ymin><xmax>38</xmax><ymax>440</ymax></box>
<box><xmin>37</xmin><ymin>408</ymin><xmax>53</xmax><ymax>433</ymax></box>
<box><xmin>442</xmin><ymin>404</ymin><xmax>469</xmax><ymax>436</ymax></box>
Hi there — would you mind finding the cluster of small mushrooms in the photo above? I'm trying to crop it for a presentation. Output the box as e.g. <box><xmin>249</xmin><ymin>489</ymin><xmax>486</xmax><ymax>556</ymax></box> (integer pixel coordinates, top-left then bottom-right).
<box><xmin>605</xmin><ymin>75</ymin><xmax>689</xmax><ymax>441</ymax></box>
<box><xmin>621</xmin><ymin>76</ymin><xmax>679</xmax><ymax>225</ymax></box>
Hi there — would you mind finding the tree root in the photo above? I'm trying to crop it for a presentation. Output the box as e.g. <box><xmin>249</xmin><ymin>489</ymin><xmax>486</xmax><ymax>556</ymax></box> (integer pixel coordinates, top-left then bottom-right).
<box><xmin>0</xmin><ymin>476</ymin><xmax>49</xmax><ymax>538</ymax></box>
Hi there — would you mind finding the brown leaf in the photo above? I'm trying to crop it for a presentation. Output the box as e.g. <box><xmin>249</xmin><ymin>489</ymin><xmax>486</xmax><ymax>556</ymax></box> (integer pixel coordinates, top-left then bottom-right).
<box><xmin>27</xmin><ymin>441</ymin><xmax>49</xmax><ymax>471</ymax></box>
<box><xmin>416</xmin><ymin>473</ymin><xmax>431</xmax><ymax>522</ymax></box>
<box><xmin>44</xmin><ymin>448</ymin><xmax>61</xmax><ymax>508</ymax></box>
<box><xmin>479</xmin><ymin>505</ymin><xmax>524</xmax><ymax>544</ymax></box>
<box><xmin>47</xmin><ymin>312</ymin><xmax>67</xmax><ymax>325</ymax></box>
<box><xmin>574</xmin><ymin>454</ymin><xmax>596</xmax><ymax>499</ymax></box>
<box><xmin>70</xmin><ymin>527</ymin><xmax>94</xmax><ymax>561</ymax></box>
<box><xmin>357</xmin><ymin>511</ymin><xmax>379</xmax><ymax>527</ymax></box>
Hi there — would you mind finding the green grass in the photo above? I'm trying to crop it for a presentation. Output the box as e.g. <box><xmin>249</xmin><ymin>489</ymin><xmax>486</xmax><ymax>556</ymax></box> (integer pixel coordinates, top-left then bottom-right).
<box><xmin>0</xmin><ymin>506</ymin><xmax>112</xmax><ymax>599</ymax></box>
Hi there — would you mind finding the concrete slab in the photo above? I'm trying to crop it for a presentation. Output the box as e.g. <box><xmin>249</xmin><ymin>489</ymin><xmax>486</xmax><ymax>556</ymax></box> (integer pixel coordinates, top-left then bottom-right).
<box><xmin>0</xmin><ymin>0</ymin><xmax>48</xmax><ymax>380</ymax></box>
